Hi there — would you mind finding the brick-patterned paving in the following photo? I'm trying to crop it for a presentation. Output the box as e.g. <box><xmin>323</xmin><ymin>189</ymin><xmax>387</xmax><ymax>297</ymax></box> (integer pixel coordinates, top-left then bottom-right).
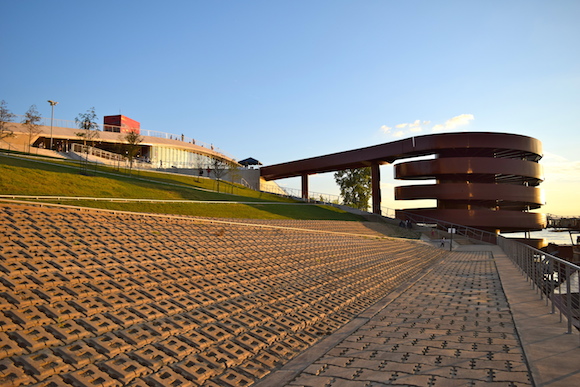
<box><xmin>286</xmin><ymin>251</ymin><xmax>533</xmax><ymax>386</ymax></box>
<box><xmin>0</xmin><ymin>203</ymin><xmax>446</xmax><ymax>386</ymax></box>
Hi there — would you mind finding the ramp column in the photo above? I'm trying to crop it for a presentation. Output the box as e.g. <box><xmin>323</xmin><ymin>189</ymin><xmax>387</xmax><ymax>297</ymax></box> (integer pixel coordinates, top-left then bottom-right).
<box><xmin>371</xmin><ymin>162</ymin><xmax>381</xmax><ymax>215</ymax></box>
<box><xmin>301</xmin><ymin>173</ymin><xmax>309</xmax><ymax>201</ymax></box>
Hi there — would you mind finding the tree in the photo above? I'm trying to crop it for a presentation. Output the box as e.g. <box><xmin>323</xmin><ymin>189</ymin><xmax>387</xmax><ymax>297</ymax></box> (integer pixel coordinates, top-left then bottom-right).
<box><xmin>334</xmin><ymin>167</ymin><xmax>372</xmax><ymax>211</ymax></box>
<box><xmin>0</xmin><ymin>100</ymin><xmax>16</xmax><ymax>143</ymax></box>
<box><xmin>123</xmin><ymin>130</ymin><xmax>143</xmax><ymax>173</ymax></box>
<box><xmin>211</xmin><ymin>157</ymin><xmax>230</xmax><ymax>193</ymax></box>
<box><xmin>75</xmin><ymin>107</ymin><xmax>100</xmax><ymax>146</ymax></box>
<box><xmin>21</xmin><ymin>105</ymin><xmax>42</xmax><ymax>153</ymax></box>
<box><xmin>75</xmin><ymin>107</ymin><xmax>100</xmax><ymax>174</ymax></box>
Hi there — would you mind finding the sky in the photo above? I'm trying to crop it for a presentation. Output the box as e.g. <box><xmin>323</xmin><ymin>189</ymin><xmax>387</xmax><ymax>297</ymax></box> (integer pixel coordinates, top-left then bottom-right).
<box><xmin>2</xmin><ymin>0</ymin><xmax>579</xmax><ymax>216</ymax></box>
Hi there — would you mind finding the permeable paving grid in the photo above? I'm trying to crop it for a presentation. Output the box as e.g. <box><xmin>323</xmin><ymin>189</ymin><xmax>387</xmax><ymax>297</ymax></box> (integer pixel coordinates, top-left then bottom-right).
<box><xmin>284</xmin><ymin>251</ymin><xmax>532</xmax><ymax>387</ymax></box>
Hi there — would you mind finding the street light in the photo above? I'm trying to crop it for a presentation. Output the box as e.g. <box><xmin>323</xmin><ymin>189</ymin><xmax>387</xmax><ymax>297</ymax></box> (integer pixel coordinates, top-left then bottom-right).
<box><xmin>47</xmin><ymin>100</ymin><xmax>58</xmax><ymax>150</ymax></box>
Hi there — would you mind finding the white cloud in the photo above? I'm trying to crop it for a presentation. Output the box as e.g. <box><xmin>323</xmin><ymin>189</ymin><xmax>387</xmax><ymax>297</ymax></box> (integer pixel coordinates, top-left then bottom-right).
<box><xmin>432</xmin><ymin>114</ymin><xmax>474</xmax><ymax>132</ymax></box>
<box><xmin>541</xmin><ymin>152</ymin><xmax>580</xmax><ymax>182</ymax></box>
<box><xmin>409</xmin><ymin>119</ymin><xmax>421</xmax><ymax>128</ymax></box>
<box><xmin>381</xmin><ymin>114</ymin><xmax>474</xmax><ymax>137</ymax></box>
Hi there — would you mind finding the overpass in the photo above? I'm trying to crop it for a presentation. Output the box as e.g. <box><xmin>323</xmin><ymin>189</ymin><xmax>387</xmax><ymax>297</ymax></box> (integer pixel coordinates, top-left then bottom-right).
<box><xmin>261</xmin><ymin>132</ymin><xmax>546</xmax><ymax>233</ymax></box>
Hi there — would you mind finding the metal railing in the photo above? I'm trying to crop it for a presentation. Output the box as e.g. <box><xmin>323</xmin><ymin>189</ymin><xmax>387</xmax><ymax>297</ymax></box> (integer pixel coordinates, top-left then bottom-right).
<box><xmin>273</xmin><ymin>186</ymin><xmax>340</xmax><ymax>204</ymax></box>
<box><xmin>70</xmin><ymin>143</ymin><xmax>124</xmax><ymax>162</ymax></box>
<box><xmin>398</xmin><ymin>210</ymin><xmax>580</xmax><ymax>333</ymax></box>
<box><xmin>397</xmin><ymin>211</ymin><xmax>498</xmax><ymax>244</ymax></box>
<box><xmin>13</xmin><ymin>115</ymin><xmax>235</xmax><ymax>160</ymax></box>
<box><xmin>498</xmin><ymin>236</ymin><xmax>580</xmax><ymax>334</ymax></box>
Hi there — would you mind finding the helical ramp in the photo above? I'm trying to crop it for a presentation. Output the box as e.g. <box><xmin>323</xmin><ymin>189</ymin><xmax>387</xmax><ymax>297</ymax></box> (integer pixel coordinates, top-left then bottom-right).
<box><xmin>261</xmin><ymin>132</ymin><xmax>546</xmax><ymax>233</ymax></box>
<box><xmin>394</xmin><ymin>133</ymin><xmax>545</xmax><ymax>232</ymax></box>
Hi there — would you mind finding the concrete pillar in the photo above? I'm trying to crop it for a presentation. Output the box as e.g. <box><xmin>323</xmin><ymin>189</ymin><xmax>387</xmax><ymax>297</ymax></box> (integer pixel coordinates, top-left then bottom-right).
<box><xmin>371</xmin><ymin>162</ymin><xmax>381</xmax><ymax>215</ymax></box>
<box><xmin>301</xmin><ymin>173</ymin><xmax>309</xmax><ymax>200</ymax></box>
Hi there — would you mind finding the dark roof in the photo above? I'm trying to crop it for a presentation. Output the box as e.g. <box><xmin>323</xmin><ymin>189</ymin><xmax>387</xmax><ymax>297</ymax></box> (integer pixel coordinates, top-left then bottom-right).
<box><xmin>239</xmin><ymin>157</ymin><xmax>262</xmax><ymax>166</ymax></box>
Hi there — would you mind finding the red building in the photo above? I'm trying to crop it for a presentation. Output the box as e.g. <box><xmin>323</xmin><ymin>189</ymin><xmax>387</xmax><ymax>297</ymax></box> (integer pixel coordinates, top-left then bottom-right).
<box><xmin>103</xmin><ymin>115</ymin><xmax>140</xmax><ymax>134</ymax></box>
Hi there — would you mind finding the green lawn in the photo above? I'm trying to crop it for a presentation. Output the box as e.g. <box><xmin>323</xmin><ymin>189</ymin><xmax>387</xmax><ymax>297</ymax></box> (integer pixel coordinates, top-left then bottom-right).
<box><xmin>0</xmin><ymin>154</ymin><xmax>289</xmax><ymax>202</ymax></box>
<box><xmin>40</xmin><ymin>200</ymin><xmax>364</xmax><ymax>220</ymax></box>
<box><xmin>0</xmin><ymin>153</ymin><xmax>364</xmax><ymax>221</ymax></box>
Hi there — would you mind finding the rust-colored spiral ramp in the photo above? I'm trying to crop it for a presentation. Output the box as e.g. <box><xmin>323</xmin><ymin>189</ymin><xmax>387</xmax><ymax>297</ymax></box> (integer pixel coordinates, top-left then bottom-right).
<box><xmin>394</xmin><ymin>132</ymin><xmax>546</xmax><ymax>232</ymax></box>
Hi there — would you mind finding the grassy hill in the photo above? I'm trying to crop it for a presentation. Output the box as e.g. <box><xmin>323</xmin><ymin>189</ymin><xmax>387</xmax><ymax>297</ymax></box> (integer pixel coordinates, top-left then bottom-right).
<box><xmin>0</xmin><ymin>152</ymin><xmax>364</xmax><ymax>221</ymax></box>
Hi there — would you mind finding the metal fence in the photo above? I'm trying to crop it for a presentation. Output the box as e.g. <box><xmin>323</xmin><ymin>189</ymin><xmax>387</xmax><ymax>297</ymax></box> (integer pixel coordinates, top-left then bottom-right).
<box><xmin>498</xmin><ymin>237</ymin><xmax>580</xmax><ymax>334</ymax></box>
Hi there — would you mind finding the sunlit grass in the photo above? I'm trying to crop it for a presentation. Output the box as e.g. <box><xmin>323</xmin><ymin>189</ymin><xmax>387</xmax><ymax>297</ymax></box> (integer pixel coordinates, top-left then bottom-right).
<box><xmin>0</xmin><ymin>153</ymin><xmax>364</xmax><ymax>221</ymax></box>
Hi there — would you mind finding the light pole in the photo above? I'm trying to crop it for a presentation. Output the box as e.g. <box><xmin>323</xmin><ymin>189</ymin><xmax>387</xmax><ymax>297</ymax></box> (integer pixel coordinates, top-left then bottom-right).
<box><xmin>47</xmin><ymin>100</ymin><xmax>58</xmax><ymax>150</ymax></box>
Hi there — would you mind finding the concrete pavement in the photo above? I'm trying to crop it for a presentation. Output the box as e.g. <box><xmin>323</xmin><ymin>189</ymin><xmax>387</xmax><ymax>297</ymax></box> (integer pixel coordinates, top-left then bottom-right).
<box><xmin>258</xmin><ymin>244</ymin><xmax>580</xmax><ymax>386</ymax></box>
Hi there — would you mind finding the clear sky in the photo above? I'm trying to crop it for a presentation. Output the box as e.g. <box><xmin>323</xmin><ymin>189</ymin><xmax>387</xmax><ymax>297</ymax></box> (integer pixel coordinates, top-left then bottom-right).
<box><xmin>2</xmin><ymin>0</ymin><xmax>579</xmax><ymax>216</ymax></box>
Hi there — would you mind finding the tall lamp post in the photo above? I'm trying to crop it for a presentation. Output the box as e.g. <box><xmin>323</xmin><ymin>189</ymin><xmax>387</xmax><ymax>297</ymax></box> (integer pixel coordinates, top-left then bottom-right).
<box><xmin>47</xmin><ymin>100</ymin><xmax>58</xmax><ymax>150</ymax></box>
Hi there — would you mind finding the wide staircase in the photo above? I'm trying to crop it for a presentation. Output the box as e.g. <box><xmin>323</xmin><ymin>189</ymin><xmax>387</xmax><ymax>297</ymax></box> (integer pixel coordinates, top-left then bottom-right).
<box><xmin>0</xmin><ymin>203</ymin><xmax>448</xmax><ymax>386</ymax></box>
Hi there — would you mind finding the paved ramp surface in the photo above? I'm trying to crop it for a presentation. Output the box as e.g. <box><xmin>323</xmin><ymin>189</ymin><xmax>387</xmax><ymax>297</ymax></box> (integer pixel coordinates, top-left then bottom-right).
<box><xmin>2</xmin><ymin>202</ymin><xmax>579</xmax><ymax>387</ymax></box>
<box><xmin>262</xmin><ymin>250</ymin><xmax>533</xmax><ymax>386</ymax></box>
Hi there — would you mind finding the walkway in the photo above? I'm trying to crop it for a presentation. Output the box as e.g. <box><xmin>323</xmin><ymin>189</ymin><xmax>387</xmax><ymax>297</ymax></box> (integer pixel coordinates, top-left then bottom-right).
<box><xmin>1</xmin><ymin>202</ymin><xmax>579</xmax><ymax>386</ymax></box>
<box><xmin>258</xmin><ymin>245</ymin><xmax>580</xmax><ymax>387</ymax></box>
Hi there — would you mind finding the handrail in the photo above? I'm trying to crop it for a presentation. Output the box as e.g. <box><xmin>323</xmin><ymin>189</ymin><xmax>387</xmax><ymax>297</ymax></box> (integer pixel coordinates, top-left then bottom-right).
<box><xmin>498</xmin><ymin>236</ymin><xmax>580</xmax><ymax>334</ymax></box>
<box><xmin>397</xmin><ymin>210</ymin><xmax>498</xmax><ymax>243</ymax></box>
<box><xmin>397</xmin><ymin>209</ymin><xmax>580</xmax><ymax>334</ymax></box>
<box><xmin>71</xmin><ymin>143</ymin><xmax>125</xmax><ymax>162</ymax></box>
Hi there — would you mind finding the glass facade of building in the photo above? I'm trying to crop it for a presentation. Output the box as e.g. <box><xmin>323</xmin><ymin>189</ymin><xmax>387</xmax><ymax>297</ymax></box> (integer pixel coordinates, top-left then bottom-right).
<box><xmin>150</xmin><ymin>146</ymin><xmax>216</xmax><ymax>169</ymax></box>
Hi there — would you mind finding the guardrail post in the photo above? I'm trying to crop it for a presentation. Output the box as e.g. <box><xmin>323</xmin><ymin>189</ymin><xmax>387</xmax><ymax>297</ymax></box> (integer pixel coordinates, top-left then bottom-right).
<box><xmin>566</xmin><ymin>265</ymin><xmax>572</xmax><ymax>334</ymax></box>
<box><xmin>549</xmin><ymin>258</ymin><xmax>554</xmax><ymax>311</ymax></box>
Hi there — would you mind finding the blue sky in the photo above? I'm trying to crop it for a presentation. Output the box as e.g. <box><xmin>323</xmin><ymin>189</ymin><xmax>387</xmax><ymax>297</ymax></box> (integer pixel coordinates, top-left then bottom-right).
<box><xmin>2</xmin><ymin>0</ymin><xmax>579</xmax><ymax>215</ymax></box>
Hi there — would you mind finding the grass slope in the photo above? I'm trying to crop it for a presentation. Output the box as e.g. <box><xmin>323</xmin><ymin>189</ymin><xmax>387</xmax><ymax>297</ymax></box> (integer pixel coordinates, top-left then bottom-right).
<box><xmin>0</xmin><ymin>153</ymin><xmax>364</xmax><ymax>221</ymax></box>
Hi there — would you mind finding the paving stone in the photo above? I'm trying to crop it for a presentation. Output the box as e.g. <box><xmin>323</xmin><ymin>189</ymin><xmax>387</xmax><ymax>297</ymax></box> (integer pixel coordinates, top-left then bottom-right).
<box><xmin>0</xmin><ymin>331</ymin><xmax>26</xmax><ymax>357</ymax></box>
<box><xmin>215</xmin><ymin>369</ymin><xmax>254</xmax><ymax>387</ymax></box>
<box><xmin>104</xmin><ymin>309</ymin><xmax>144</xmax><ymax>328</ymax></box>
<box><xmin>100</xmin><ymin>353</ymin><xmax>150</xmax><ymax>383</ymax></box>
<box><xmin>5</xmin><ymin>305</ymin><xmax>53</xmax><ymax>328</ymax></box>
<box><xmin>0</xmin><ymin>358</ymin><xmax>37</xmax><ymax>387</ymax></box>
<box><xmin>144</xmin><ymin>366</ymin><xmax>196</xmax><ymax>387</ymax></box>
<box><xmin>128</xmin><ymin>344</ymin><xmax>171</xmax><ymax>370</ymax></box>
<box><xmin>185</xmin><ymin>309</ymin><xmax>217</xmax><ymax>325</ymax></box>
<box><xmin>45</xmin><ymin>320</ymin><xmax>93</xmax><ymax>343</ymax></box>
<box><xmin>154</xmin><ymin>336</ymin><xmax>199</xmax><ymax>360</ymax></box>
<box><xmin>253</xmin><ymin>350</ymin><xmax>284</xmax><ymax>369</ymax></box>
<box><xmin>14</xmin><ymin>348</ymin><xmax>74</xmax><ymax>379</ymax></box>
<box><xmin>124</xmin><ymin>377</ymin><xmax>151</xmax><ymax>387</ymax></box>
<box><xmin>179</xmin><ymin>330</ymin><xmax>214</xmax><ymax>350</ymax></box>
<box><xmin>9</xmin><ymin>326</ymin><xmax>61</xmax><ymax>352</ymax></box>
<box><xmin>39</xmin><ymin>302</ymin><xmax>83</xmax><ymax>321</ymax></box>
<box><xmin>77</xmin><ymin>314</ymin><xmax>121</xmax><ymax>335</ymax></box>
<box><xmin>171</xmin><ymin>355</ymin><xmax>221</xmax><ymax>384</ymax></box>
<box><xmin>54</xmin><ymin>340</ymin><xmax>107</xmax><ymax>368</ymax></box>
<box><xmin>286</xmin><ymin>373</ymin><xmax>336</xmax><ymax>386</ymax></box>
<box><xmin>62</xmin><ymin>363</ymin><xmax>123</xmax><ymax>387</ymax></box>
<box><xmin>30</xmin><ymin>374</ymin><xmax>68</xmax><ymax>387</ymax></box>
<box><xmin>234</xmin><ymin>359</ymin><xmax>271</xmax><ymax>380</ymax></box>
<box><xmin>162</xmin><ymin>315</ymin><xmax>198</xmax><ymax>332</ymax></box>
<box><xmin>86</xmin><ymin>333</ymin><xmax>133</xmax><ymax>358</ymax></box>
